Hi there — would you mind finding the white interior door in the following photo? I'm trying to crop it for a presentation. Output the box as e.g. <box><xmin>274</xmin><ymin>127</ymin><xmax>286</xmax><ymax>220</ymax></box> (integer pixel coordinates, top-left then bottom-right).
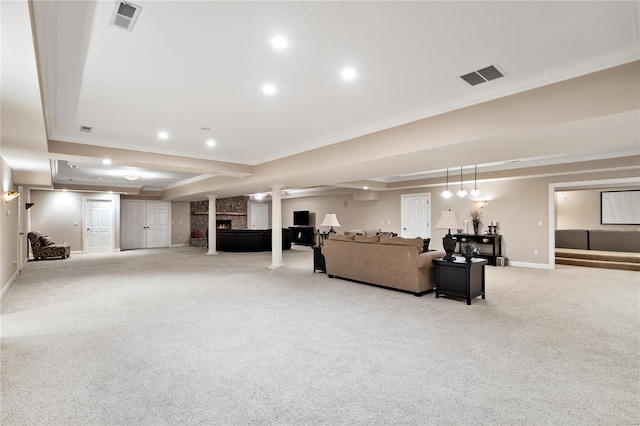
<box><xmin>85</xmin><ymin>200</ymin><xmax>113</xmax><ymax>253</ymax></box>
<box><xmin>121</xmin><ymin>201</ymin><xmax>146</xmax><ymax>250</ymax></box>
<box><xmin>250</xmin><ymin>204</ymin><xmax>269</xmax><ymax>229</ymax></box>
<box><xmin>401</xmin><ymin>193</ymin><xmax>431</xmax><ymax>238</ymax></box>
<box><xmin>146</xmin><ymin>202</ymin><xmax>170</xmax><ymax>248</ymax></box>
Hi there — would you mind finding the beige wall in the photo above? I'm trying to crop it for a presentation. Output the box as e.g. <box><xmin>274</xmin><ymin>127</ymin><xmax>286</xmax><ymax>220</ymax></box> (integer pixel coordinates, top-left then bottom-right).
<box><xmin>556</xmin><ymin>188</ymin><xmax>640</xmax><ymax>231</ymax></box>
<box><xmin>282</xmin><ymin>168</ymin><xmax>640</xmax><ymax>267</ymax></box>
<box><xmin>1</xmin><ymin>157</ymin><xmax>20</xmax><ymax>295</ymax></box>
<box><xmin>171</xmin><ymin>201</ymin><xmax>190</xmax><ymax>245</ymax></box>
<box><xmin>29</xmin><ymin>190</ymin><xmax>121</xmax><ymax>252</ymax></box>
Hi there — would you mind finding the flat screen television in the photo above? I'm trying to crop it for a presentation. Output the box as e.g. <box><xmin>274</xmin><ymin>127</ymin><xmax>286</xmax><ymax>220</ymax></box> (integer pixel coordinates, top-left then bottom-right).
<box><xmin>293</xmin><ymin>210</ymin><xmax>310</xmax><ymax>226</ymax></box>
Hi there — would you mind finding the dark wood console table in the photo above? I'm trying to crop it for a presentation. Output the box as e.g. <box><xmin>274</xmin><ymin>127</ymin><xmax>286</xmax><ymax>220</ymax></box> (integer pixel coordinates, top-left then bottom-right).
<box><xmin>290</xmin><ymin>226</ymin><xmax>315</xmax><ymax>246</ymax></box>
<box><xmin>433</xmin><ymin>257</ymin><xmax>488</xmax><ymax>305</ymax></box>
<box><xmin>454</xmin><ymin>234</ymin><xmax>502</xmax><ymax>266</ymax></box>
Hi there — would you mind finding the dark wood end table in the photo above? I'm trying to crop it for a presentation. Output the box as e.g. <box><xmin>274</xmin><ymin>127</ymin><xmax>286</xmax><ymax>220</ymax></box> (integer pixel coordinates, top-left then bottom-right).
<box><xmin>433</xmin><ymin>257</ymin><xmax>488</xmax><ymax>305</ymax></box>
<box><xmin>313</xmin><ymin>246</ymin><xmax>326</xmax><ymax>273</ymax></box>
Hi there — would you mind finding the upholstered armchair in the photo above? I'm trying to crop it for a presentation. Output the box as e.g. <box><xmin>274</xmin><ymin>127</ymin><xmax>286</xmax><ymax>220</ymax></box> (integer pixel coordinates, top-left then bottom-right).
<box><xmin>28</xmin><ymin>231</ymin><xmax>71</xmax><ymax>260</ymax></box>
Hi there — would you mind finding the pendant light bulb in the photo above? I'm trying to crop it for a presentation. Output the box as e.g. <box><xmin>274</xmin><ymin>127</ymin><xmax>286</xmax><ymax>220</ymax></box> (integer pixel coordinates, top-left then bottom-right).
<box><xmin>470</xmin><ymin>164</ymin><xmax>481</xmax><ymax>197</ymax></box>
<box><xmin>457</xmin><ymin>166</ymin><xmax>467</xmax><ymax>197</ymax></box>
<box><xmin>442</xmin><ymin>168</ymin><xmax>452</xmax><ymax>198</ymax></box>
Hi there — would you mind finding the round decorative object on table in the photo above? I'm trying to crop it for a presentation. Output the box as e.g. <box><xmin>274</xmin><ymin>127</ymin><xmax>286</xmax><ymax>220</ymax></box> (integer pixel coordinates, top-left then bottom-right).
<box><xmin>464</xmin><ymin>253</ymin><xmax>474</xmax><ymax>263</ymax></box>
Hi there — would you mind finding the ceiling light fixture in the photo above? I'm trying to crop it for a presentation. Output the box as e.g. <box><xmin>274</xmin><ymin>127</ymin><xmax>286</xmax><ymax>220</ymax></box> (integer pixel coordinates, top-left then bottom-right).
<box><xmin>457</xmin><ymin>166</ymin><xmax>468</xmax><ymax>197</ymax></box>
<box><xmin>271</xmin><ymin>36</ymin><xmax>288</xmax><ymax>50</ymax></box>
<box><xmin>341</xmin><ymin>67</ymin><xmax>357</xmax><ymax>80</ymax></box>
<box><xmin>158</xmin><ymin>131</ymin><xmax>169</xmax><ymax>140</ymax></box>
<box><xmin>262</xmin><ymin>84</ymin><xmax>277</xmax><ymax>95</ymax></box>
<box><xmin>470</xmin><ymin>164</ymin><xmax>481</xmax><ymax>197</ymax></box>
<box><xmin>123</xmin><ymin>174</ymin><xmax>140</xmax><ymax>181</ymax></box>
<box><xmin>68</xmin><ymin>164</ymin><xmax>78</xmax><ymax>168</ymax></box>
<box><xmin>206</xmin><ymin>139</ymin><xmax>216</xmax><ymax>147</ymax></box>
<box><xmin>102</xmin><ymin>159</ymin><xmax>112</xmax><ymax>165</ymax></box>
<box><xmin>442</xmin><ymin>168</ymin><xmax>452</xmax><ymax>198</ymax></box>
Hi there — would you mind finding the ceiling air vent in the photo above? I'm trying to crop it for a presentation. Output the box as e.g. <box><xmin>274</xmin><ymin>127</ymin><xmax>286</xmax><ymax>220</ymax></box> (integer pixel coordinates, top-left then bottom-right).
<box><xmin>460</xmin><ymin>64</ymin><xmax>505</xmax><ymax>86</ymax></box>
<box><xmin>79</xmin><ymin>125</ymin><xmax>93</xmax><ymax>133</ymax></box>
<box><xmin>109</xmin><ymin>1</ymin><xmax>142</xmax><ymax>32</ymax></box>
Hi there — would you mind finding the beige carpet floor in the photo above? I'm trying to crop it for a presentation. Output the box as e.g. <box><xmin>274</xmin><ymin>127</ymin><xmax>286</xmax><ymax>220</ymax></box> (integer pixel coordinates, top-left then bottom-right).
<box><xmin>1</xmin><ymin>246</ymin><xmax>638</xmax><ymax>425</ymax></box>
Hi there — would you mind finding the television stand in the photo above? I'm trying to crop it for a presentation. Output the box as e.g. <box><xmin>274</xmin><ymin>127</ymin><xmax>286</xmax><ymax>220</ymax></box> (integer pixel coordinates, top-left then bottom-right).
<box><xmin>290</xmin><ymin>226</ymin><xmax>314</xmax><ymax>246</ymax></box>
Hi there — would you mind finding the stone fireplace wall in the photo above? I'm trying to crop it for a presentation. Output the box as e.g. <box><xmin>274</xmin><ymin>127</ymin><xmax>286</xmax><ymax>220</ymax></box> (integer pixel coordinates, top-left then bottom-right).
<box><xmin>190</xmin><ymin>196</ymin><xmax>249</xmax><ymax>242</ymax></box>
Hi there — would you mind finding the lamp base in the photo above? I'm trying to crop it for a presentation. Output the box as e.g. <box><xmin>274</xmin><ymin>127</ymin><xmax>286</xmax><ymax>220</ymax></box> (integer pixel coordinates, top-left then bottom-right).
<box><xmin>442</xmin><ymin>234</ymin><xmax>457</xmax><ymax>262</ymax></box>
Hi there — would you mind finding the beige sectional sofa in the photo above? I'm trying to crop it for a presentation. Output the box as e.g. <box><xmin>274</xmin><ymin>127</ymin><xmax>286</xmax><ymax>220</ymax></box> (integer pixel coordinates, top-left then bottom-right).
<box><xmin>321</xmin><ymin>234</ymin><xmax>445</xmax><ymax>296</ymax></box>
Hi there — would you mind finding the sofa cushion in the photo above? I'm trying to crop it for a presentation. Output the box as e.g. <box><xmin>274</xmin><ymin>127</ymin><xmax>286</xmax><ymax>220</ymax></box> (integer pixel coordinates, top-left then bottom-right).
<box><xmin>40</xmin><ymin>236</ymin><xmax>55</xmax><ymax>246</ymax></box>
<box><xmin>328</xmin><ymin>234</ymin><xmax>355</xmax><ymax>241</ymax></box>
<box><xmin>344</xmin><ymin>230</ymin><xmax>364</xmax><ymax>235</ymax></box>
<box><xmin>589</xmin><ymin>230</ymin><xmax>640</xmax><ymax>253</ymax></box>
<box><xmin>377</xmin><ymin>231</ymin><xmax>397</xmax><ymax>238</ymax></box>
<box><xmin>555</xmin><ymin>229</ymin><xmax>589</xmax><ymax>249</ymax></box>
<box><xmin>423</xmin><ymin>238</ymin><xmax>430</xmax><ymax>252</ymax></box>
<box><xmin>379</xmin><ymin>236</ymin><xmax>424</xmax><ymax>252</ymax></box>
<box><xmin>354</xmin><ymin>235</ymin><xmax>380</xmax><ymax>244</ymax></box>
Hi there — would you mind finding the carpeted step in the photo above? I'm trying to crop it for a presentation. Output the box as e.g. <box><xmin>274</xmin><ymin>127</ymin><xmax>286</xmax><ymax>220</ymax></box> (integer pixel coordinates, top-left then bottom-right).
<box><xmin>556</xmin><ymin>257</ymin><xmax>640</xmax><ymax>271</ymax></box>
<box><xmin>555</xmin><ymin>248</ymin><xmax>640</xmax><ymax>264</ymax></box>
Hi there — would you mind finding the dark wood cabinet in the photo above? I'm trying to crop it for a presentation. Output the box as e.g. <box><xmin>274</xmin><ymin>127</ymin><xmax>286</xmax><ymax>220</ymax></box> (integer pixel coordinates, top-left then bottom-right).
<box><xmin>290</xmin><ymin>226</ymin><xmax>315</xmax><ymax>246</ymax></box>
<box><xmin>454</xmin><ymin>234</ymin><xmax>502</xmax><ymax>266</ymax></box>
<box><xmin>313</xmin><ymin>246</ymin><xmax>326</xmax><ymax>273</ymax></box>
<box><xmin>433</xmin><ymin>257</ymin><xmax>488</xmax><ymax>305</ymax></box>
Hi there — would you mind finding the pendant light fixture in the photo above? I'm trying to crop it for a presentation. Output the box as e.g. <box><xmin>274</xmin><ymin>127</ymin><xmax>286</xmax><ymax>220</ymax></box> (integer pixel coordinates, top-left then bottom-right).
<box><xmin>442</xmin><ymin>168</ymin><xmax>452</xmax><ymax>198</ymax></box>
<box><xmin>456</xmin><ymin>166</ymin><xmax>468</xmax><ymax>197</ymax></box>
<box><xmin>470</xmin><ymin>164</ymin><xmax>481</xmax><ymax>197</ymax></box>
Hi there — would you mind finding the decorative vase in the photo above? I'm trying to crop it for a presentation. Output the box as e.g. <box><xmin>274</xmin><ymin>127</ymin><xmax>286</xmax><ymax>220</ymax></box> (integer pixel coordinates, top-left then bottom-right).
<box><xmin>473</xmin><ymin>222</ymin><xmax>479</xmax><ymax>235</ymax></box>
<box><xmin>464</xmin><ymin>253</ymin><xmax>473</xmax><ymax>263</ymax></box>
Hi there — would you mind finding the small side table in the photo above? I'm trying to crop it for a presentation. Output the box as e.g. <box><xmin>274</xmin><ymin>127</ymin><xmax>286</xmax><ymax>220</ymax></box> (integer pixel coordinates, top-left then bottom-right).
<box><xmin>313</xmin><ymin>246</ymin><xmax>326</xmax><ymax>273</ymax></box>
<box><xmin>433</xmin><ymin>257</ymin><xmax>488</xmax><ymax>305</ymax></box>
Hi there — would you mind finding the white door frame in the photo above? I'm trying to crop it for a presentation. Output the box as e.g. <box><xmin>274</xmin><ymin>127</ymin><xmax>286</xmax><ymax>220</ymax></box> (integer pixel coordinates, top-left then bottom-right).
<box><xmin>120</xmin><ymin>200</ymin><xmax>171</xmax><ymax>249</ymax></box>
<box><xmin>250</xmin><ymin>203</ymin><xmax>269</xmax><ymax>229</ymax></box>
<box><xmin>83</xmin><ymin>194</ymin><xmax>118</xmax><ymax>253</ymax></box>
<box><xmin>400</xmin><ymin>193</ymin><xmax>431</xmax><ymax>238</ymax></box>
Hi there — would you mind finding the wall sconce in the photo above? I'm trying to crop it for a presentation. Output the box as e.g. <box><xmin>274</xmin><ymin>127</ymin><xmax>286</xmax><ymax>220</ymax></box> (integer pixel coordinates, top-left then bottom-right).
<box><xmin>4</xmin><ymin>191</ymin><xmax>19</xmax><ymax>203</ymax></box>
<box><xmin>474</xmin><ymin>200</ymin><xmax>490</xmax><ymax>209</ymax></box>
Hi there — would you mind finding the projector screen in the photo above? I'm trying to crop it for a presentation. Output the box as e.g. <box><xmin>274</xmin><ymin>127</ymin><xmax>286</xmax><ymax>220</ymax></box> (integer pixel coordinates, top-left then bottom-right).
<box><xmin>601</xmin><ymin>190</ymin><xmax>640</xmax><ymax>225</ymax></box>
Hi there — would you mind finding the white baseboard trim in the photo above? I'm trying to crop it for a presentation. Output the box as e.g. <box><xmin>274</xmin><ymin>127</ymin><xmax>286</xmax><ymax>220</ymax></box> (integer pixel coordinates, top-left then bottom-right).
<box><xmin>71</xmin><ymin>250</ymin><xmax>83</xmax><ymax>255</ymax></box>
<box><xmin>172</xmin><ymin>243</ymin><xmax>189</xmax><ymax>247</ymax></box>
<box><xmin>1</xmin><ymin>269</ymin><xmax>20</xmax><ymax>300</ymax></box>
<box><xmin>510</xmin><ymin>261</ymin><xmax>554</xmax><ymax>270</ymax></box>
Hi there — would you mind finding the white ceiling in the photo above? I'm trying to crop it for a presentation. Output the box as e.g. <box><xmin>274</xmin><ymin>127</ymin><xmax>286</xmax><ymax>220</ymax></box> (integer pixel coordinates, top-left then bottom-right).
<box><xmin>2</xmin><ymin>1</ymin><xmax>639</xmax><ymax>197</ymax></box>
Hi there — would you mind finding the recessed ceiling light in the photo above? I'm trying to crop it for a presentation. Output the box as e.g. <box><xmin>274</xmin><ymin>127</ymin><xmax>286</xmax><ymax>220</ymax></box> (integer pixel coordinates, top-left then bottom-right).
<box><xmin>102</xmin><ymin>159</ymin><xmax>111</xmax><ymax>165</ymax></box>
<box><xmin>68</xmin><ymin>164</ymin><xmax>78</xmax><ymax>168</ymax></box>
<box><xmin>123</xmin><ymin>175</ymin><xmax>140</xmax><ymax>181</ymax></box>
<box><xmin>363</xmin><ymin>186</ymin><xmax>368</xmax><ymax>190</ymax></box>
<box><xmin>341</xmin><ymin>67</ymin><xmax>357</xmax><ymax>81</ymax></box>
<box><xmin>271</xmin><ymin>36</ymin><xmax>288</xmax><ymax>50</ymax></box>
<box><xmin>158</xmin><ymin>131</ymin><xmax>169</xmax><ymax>140</ymax></box>
<box><xmin>206</xmin><ymin>139</ymin><xmax>216</xmax><ymax>147</ymax></box>
<box><xmin>62</xmin><ymin>189</ymin><xmax>68</xmax><ymax>192</ymax></box>
<box><xmin>262</xmin><ymin>84</ymin><xmax>277</xmax><ymax>95</ymax></box>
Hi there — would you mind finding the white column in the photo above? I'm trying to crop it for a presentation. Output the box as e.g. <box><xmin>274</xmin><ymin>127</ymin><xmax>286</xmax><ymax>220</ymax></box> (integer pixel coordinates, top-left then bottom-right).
<box><xmin>268</xmin><ymin>184</ymin><xmax>284</xmax><ymax>270</ymax></box>
<box><xmin>207</xmin><ymin>195</ymin><xmax>219</xmax><ymax>255</ymax></box>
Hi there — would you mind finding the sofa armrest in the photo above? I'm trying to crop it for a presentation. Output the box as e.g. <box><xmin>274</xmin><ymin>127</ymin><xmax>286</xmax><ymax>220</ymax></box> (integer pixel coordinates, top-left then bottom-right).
<box><xmin>415</xmin><ymin>250</ymin><xmax>446</xmax><ymax>269</ymax></box>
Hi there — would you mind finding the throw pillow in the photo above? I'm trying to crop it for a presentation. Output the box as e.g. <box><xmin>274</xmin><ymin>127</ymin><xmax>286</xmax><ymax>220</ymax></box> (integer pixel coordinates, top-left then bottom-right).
<box><xmin>40</xmin><ymin>236</ymin><xmax>55</xmax><ymax>246</ymax></box>
<box><xmin>423</xmin><ymin>238</ymin><xmax>430</xmax><ymax>252</ymax></box>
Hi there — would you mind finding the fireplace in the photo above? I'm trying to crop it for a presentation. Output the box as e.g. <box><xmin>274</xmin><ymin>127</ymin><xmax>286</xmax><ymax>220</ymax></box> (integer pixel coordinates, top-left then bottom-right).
<box><xmin>217</xmin><ymin>220</ymin><xmax>232</xmax><ymax>230</ymax></box>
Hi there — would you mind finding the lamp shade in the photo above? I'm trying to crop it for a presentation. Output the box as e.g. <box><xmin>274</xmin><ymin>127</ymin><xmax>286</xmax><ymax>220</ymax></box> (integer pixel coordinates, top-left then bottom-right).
<box><xmin>434</xmin><ymin>210</ymin><xmax>459</xmax><ymax>230</ymax></box>
<box><xmin>320</xmin><ymin>213</ymin><xmax>341</xmax><ymax>228</ymax></box>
